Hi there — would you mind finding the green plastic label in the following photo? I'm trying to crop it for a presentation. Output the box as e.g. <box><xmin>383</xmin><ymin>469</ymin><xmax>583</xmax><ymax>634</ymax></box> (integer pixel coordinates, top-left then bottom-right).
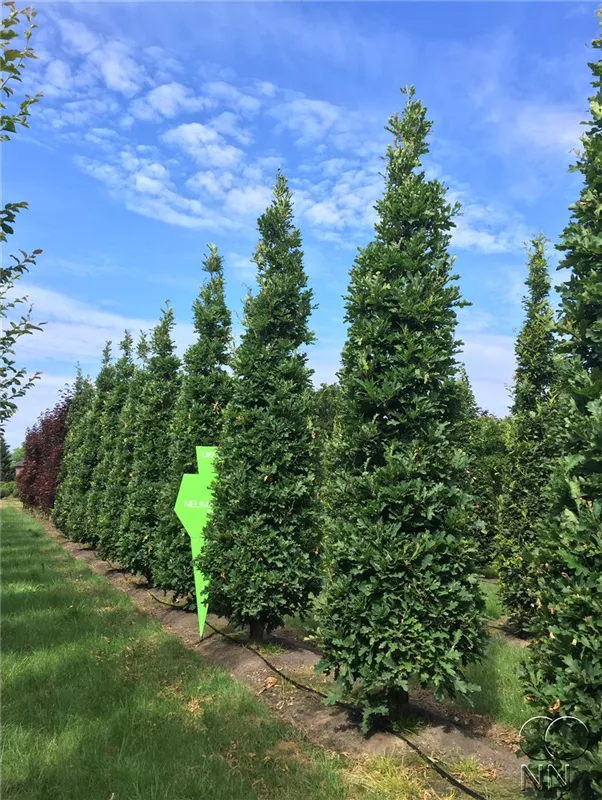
<box><xmin>174</xmin><ymin>446</ymin><xmax>216</xmax><ymax>638</ymax></box>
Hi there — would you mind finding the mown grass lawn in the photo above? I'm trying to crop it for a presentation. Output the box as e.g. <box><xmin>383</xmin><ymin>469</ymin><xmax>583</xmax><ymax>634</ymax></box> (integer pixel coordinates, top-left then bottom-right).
<box><xmin>1</xmin><ymin>503</ymin><xmax>523</xmax><ymax>800</ymax></box>
<box><xmin>1</xmin><ymin>503</ymin><xmax>355</xmax><ymax>800</ymax></box>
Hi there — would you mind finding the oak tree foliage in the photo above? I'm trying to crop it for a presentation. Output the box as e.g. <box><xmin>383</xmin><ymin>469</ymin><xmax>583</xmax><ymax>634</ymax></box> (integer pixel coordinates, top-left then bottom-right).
<box><xmin>197</xmin><ymin>172</ymin><xmax>320</xmax><ymax>642</ymax></box>
<box><xmin>314</xmin><ymin>88</ymin><xmax>486</xmax><ymax>729</ymax></box>
<box><xmin>152</xmin><ymin>246</ymin><xmax>232</xmax><ymax>601</ymax></box>
<box><xmin>520</xmin><ymin>17</ymin><xmax>602</xmax><ymax>797</ymax></box>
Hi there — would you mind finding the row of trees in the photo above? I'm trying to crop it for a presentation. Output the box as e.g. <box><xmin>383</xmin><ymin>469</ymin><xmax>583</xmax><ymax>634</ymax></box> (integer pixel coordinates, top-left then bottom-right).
<box><xmin>518</xmin><ymin>13</ymin><xmax>602</xmax><ymax>794</ymax></box>
<box><xmin>12</xmin><ymin>3</ymin><xmax>602</xmax><ymax>795</ymax></box>
<box><xmin>51</xmin><ymin>245</ymin><xmax>231</xmax><ymax>606</ymax></box>
<box><xmin>37</xmin><ymin>90</ymin><xmax>547</xmax><ymax>717</ymax></box>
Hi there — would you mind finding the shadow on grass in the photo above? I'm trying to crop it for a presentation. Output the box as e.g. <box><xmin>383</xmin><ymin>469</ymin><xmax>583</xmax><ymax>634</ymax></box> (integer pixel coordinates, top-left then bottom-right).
<box><xmin>1</xmin><ymin>506</ymin><xmax>347</xmax><ymax>800</ymax></box>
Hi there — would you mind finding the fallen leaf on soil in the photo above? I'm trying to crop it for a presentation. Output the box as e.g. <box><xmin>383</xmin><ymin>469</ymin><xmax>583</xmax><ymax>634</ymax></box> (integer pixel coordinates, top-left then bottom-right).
<box><xmin>258</xmin><ymin>676</ymin><xmax>278</xmax><ymax>694</ymax></box>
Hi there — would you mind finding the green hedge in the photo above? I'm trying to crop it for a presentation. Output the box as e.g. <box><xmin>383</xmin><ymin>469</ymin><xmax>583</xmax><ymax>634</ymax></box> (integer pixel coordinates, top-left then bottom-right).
<box><xmin>1</xmin><ymin>481</ymin><xmax>17</xmax><ymax>498</ymax></box>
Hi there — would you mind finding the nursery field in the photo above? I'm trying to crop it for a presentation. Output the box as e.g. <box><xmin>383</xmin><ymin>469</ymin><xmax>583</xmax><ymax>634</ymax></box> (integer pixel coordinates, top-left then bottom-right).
<box><xmin>1</xmin><ymin>501</ymin><xmax>525</xmax><ymax>800</ymax></box>
<box><xmin>5</xmin><ymin>5</ymin><xmax>602</xmax><ymax>797</ymax></box>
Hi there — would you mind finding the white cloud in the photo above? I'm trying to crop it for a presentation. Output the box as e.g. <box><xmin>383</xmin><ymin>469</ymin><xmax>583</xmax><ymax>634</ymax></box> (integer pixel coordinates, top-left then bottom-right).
<box><xmin>305</xmin><ymin>200</ymin><xmax>342</xmax><ymax>228</ymax></box>
<box><xmin>186</xmin><ymin>170</ymin><xmax>235</xmax><ymax>197</ymax></box>
<box><xmin>257</xmin><ymin>155</ymin><xmax>283</xmax><ymax>173</ymax></box>
<box><xmin>269</xmin><ymin>96</ymin><xmax>384</xmax><ymax>160</ymax></box>
<box><xmin>75</xmin><ymin>149</ymin><xmax>244</xmax><ymax>234</ymax></box>
<box><xmin>291</xmin><ymin>166</ymin><xmax>381</xmax><ymax>241</ymax></box>
<box><xmin>209</xmin><ymin>111</ymin><xmax>252</xmax><ymax>145</ymax></box>
<box><xmin>43</xmin><ymin>59</ymin><xmax>72</xmax><ymax>98</ymax></box>
<box><xmin>253</xmin><ymin>80</ymin><xmax>277</xmax><ymax>97</ymax></box>
<box><xmin>270</xmin><ymin>98</ymin><xmax>341</xmax><ymax>143</ymax></box>
<box><xmin>463</xmin><ymin>34</ymin><xmax>584</xmax><ymax>162</ymax></box>
<box><xmin>142</xmin><ymin>45</ymin><xmax>183</xmax><ymax>82</ymax></box>
<box><xmin>84</xmin><ymin>127</ymin><xmax>121</xmax><ymax>148</ymax></box>
<box><xmin>88</xmin><ymin>40</ymin><xmax>144</xmax><ymax>97</ymax></box>
<box><xmin>512</xmin><ymin>104</ymin><xmax>582</xmax><ymax>154</ymax></box>
<box><xmin>56</xmin><ymin>18</ymin><xmax>100</xmax><ymax>55</ymax></box>
<box><xmin>202</xmin><ymin>80</ymin><xmax>261</xmax><ymax>114</ymax></box>
<box><xmin>40</xmin><ymin>94</ymin><xmax>122</xmax><ymax>131</ymax></box>
<box><xmin>449</xmin><ymin>190</ymin><xmax>531</xmax><ymax>255</ymax></box>
<box><xmin>38</xmin><ymin>38</ymin><xmax>528</xmax><ymax>256</ymax></box>
<box><xmin>452</xmin><ymin>221</ymin><xmax>513</xmax><ymax>254</ymax></box>
<box><xmin>130</xmin><ymin>82</ymin><xmax>213</xmax><ymax>121</ymax></box>
<box><xmin>4</xmin><ymin>373</ymin><xmax>76</xmax><ymax>450</ymax></box>
<box><xmin>161</xmin><ymin>122</ymin><xmax>243</xmax><ymax>168</ymax></box>
<box><xmin>226</xmin><ymin>251</ymin><xmax>256</xmax><ymax>280</ymax></box>
<box><xmin>224</xmin><ymin>184</ymin><xmax>272</xmax><ymax>217</ymax></box>
<box><xmin>75</xmin><ymin>157</ymin><xmax>122</xmax><ymax>188</ymax></box>
<box><xmin>7</xmin><ymin>282</ymin><xmax>201</xmax><ymax>363</ymax></box>
<box><xmin>458</xmin><ymin>332</ymin><xmax>515</xmax><ymax>417</ymax></box>
<box><xmin>7</xmin><ymin>284</ymin><xmax>151</xmax><ymax>364</ymax></box>
<box><xmin>456</xmin><ymin>307</ymin><xmax>496</xmax><ymax>333</ymax></box>
<box><xmin>1</xmin><ymin>285</ymin><xmax>199</xmax><ymax>447</ymax></box>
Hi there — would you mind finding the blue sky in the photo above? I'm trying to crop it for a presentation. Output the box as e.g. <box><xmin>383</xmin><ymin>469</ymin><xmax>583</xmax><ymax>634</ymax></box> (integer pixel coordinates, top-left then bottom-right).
<box><xmin>4</xmin><ymin>0</ymin><xmax>598</xmax><ymax>448</ymax></box>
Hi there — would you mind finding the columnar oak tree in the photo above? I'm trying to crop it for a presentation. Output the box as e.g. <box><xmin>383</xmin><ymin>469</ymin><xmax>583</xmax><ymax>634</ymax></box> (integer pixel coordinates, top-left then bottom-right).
<box><xmin>75</xmin><ymin>343</ymin><xmax>115</xmax><ymax>545</ymax></box>
<box><xmin>314</xmin><ymin>88</ymin><xmax>486</xmax><ymax>729</ymax></box>
<box><xmin>448</xmin><ymin>366</ymin><xmax>478</xmax><ymax>450</ymax></box>
<box><xmin>313</xmin><ymin>383</ymin><xmax>341</xmax><ymax>444</ymax></box>
<box><xmin>52</xmin><ymin>368</ymin><xmax>94</xmax><ymax>537</ymax></box>
<box><xmin>152</xmin><ymin>246</ymin><xmax>232</xmax><ymax>600</ymax></box>
<box><xmin>88</xmin><ymin>331</ymin><xmax>135</xmax><ymax>550</ymax></box>
<box><xmin>97</xmin><ymin>332</ymin><xmax>149</xmax><ymax>563</ymax></box>
<box><xmin>312</xmin><ymin>382</ymin><xmax>341</xmax><ymax>487</ymax></box>
<box><xmin>521</xmin><ymin>18</ymin><xmax>602</xmax><ymax>797</ymax></box>
<box><xmin>446</xmin><ymin>368</ymin><xmax>502</xmax><ymax>572</ymax></box>
<box><xmin>497</xmin><ymin>236</ymin><xmax>556</xmax><ymax>632</ymax></box>
<box><xmin>16</xmin><ymin>419</ymin><xmax>41</xmax><ymax>510</ymax></box>
<box><xmin>117</xmin><ymin>307</ymin><xmax>180</xmax><ymax>581</ymax></box>
<box><xmin>197</xmin><ymin>172</ymin><xmax>320</xmax><ymax>642</ymax></box>
<box><xmin>470</xmin><ymin>411</ymin><xmax>509</xmax><ymax>571</ymax></box>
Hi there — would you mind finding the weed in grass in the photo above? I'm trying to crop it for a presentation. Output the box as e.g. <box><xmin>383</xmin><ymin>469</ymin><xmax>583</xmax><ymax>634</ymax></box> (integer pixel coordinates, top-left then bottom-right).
<box><xmin>344</xmin><ymin>754</ymin><xmax>456</xmax><ymax>799</ymax></box>
<box><xmin>256</xmin><ymin>642</ymin><xmax>287</xmax><ymax>656</ymax></box>
<box><xmin>446</xmin><ymin>755</ymin><xmax>497</xmax><ymax>784</ymax></box>
<box><xmin>387</xmin><ymin>709</ymin><xmax>427</xmax><ymax>738</ymax></box>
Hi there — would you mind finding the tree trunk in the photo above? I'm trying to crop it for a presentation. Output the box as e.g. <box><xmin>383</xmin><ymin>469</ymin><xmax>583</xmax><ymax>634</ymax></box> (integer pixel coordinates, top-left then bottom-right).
<box><xmin>387</xmin><ymin>686</ymin><xmax>409</xmax><ymax>721</ymax></box>
<box><xmin>249</xmin><ymin>619</ymin><xmax>265</xmax><ymax>643</ymax></box>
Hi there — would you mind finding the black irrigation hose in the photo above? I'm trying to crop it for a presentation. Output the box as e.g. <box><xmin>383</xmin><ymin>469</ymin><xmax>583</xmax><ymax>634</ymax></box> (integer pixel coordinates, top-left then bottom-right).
<box><xmin>199</xmin><ymin>619</ymin><xmax>488</xmax><ymax>800</ymax></box>
<box><xmin>53</xmin><ymin>519</ymin><xmax>487</xmax><ymax>797</ymax></box>
<box><xmin>70</xmin><ymin>548</ymin><xmax>483</xmax><ymax>798</ymax></box>
<box><xmin>145</xmin><ymin>590</ymin><xmax>218</xmax><ymax>644</ymax></box>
